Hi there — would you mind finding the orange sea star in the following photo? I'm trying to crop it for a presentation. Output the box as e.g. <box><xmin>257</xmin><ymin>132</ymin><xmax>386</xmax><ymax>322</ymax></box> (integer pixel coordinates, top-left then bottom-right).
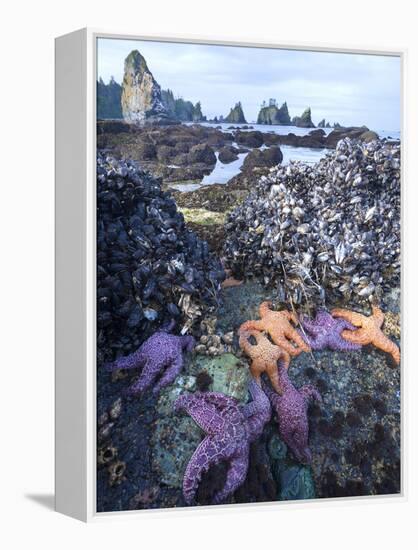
<box><xmin>331</xmin><ymin>306</ymin><xmax>400</xmax><ymax>365</ymax></box>
<box><xmin>239</xmin><ymin>301</ymin><xmax>311</xmax><ymax>357</ymax></box>
<box><xmin>239</xmin><ymin>329</ymin><xmax>290</xmax><ymax>394</ymax></box>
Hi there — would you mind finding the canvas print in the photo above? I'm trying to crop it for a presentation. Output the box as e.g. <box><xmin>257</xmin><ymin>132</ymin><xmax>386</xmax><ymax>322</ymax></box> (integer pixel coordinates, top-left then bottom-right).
<box><xmin>96</xmin><ymin>37</ymin><xmax>401</xmax><ymax>512</ymax></box>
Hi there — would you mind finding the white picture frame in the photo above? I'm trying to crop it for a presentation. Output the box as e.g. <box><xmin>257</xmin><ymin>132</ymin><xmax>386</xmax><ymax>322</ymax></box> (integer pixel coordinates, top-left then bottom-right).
<box><xmin>55</xmin><ymin>28</ymin><xmax>405</xmax><ymax>522</ymax></box>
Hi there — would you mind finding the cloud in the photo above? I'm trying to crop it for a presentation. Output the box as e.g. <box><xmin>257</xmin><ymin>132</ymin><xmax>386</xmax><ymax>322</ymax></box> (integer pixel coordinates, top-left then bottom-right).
<box><xmin>97</xmin><ymin>38</ymin><xmax>400</xmax><ymax>130</ymax></box>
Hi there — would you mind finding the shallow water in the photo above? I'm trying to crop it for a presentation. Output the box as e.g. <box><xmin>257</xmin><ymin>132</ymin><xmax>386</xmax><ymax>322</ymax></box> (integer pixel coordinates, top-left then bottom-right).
<box><xmin>170</xmin><ymin>145</ymin><xmax>329</xmax><ymax>192</ymax></box>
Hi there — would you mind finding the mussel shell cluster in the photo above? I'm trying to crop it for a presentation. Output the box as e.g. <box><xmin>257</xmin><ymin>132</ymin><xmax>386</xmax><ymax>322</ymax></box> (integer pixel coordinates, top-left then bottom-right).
<box><xmin>223</xmin><ymin>138</ymin><xmax>400</xmax><ymax>308</ymax></box>
<box><xmin>97</xmin><ymin>154</ymin><xmax>225</xmax><ymax>363</ymax></box>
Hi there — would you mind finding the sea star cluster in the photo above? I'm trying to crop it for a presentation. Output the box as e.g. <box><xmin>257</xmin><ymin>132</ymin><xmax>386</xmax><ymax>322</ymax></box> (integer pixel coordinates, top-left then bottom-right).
<box><xmin>103</xmin><ymin>299</ymin><xmax>400</xmax><ymax>506</ymax></box>
<box><xmin>174</xmin><ymin>380</ymin><xmax>271</xmax><ymax>504</ymax></box>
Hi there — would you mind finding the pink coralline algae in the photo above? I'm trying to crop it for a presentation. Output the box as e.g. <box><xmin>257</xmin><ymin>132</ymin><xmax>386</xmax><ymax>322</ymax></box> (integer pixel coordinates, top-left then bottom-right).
<box><xmin>174</xmin><ymin>380</ymin><xmax>271</xmax><ymax>505</ymax></box>
<box><xmin>105</xmin><ymin>329</ymin><xmax>195</xmax><ymax>396</ymax></box>
<box><xmin>262</xmin><ymin>360</ymin><xmax>321</xmax><ymax>464</ymax></box>
<box><xmin>298</xmin><ymin>309</ymin><xmax>362</xmax><ymax>352</ymax></box>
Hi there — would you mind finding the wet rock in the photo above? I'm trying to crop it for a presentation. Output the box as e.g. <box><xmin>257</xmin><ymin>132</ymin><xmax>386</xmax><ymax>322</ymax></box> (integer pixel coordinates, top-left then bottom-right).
<box><xmin>234</xmin><ymin>130</ymin><xmax>264</xmax><ymax>148</ymax></box>
<box><xmin>190</xmin><ymin>353</ymin><xmax>250</xmax><ymax>401</ymax></box>
<box><xmin>187</xmin><ymin>143</ymin><xmax>217</xmax><ymax>165</ymax></box>
<box><xmin>218</xmin><ymin>146</ymin><xmax>239</xmax><ymax>164</ymax></box>
<box><xmin>242</xmin><ymin>146</ymin><xmax>283</xmax><ymax>172</ymax></box>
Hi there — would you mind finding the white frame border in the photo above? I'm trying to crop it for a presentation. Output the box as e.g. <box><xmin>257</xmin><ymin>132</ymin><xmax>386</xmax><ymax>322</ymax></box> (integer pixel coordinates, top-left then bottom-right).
<box><xmin>55</xmin><ymin>27</ymin><xmax>406</xmax><ymax>522</ymax></box>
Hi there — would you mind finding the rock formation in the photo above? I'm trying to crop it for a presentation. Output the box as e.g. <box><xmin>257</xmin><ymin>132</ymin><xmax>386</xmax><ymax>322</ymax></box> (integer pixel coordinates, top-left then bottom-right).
<box><xmin>121</xmin><ymin>50</ymin><xmax>172</xmax><ymax>124</ymax></box>
<box><xmin>225</xmin><ymin>102</ymin><xmax>247</xmax><ymax>124</ymax></box>
<box><xmin>292</xmin><ymin>107</ymin><xmax>315</xmax><ymax>128</ymax></box>
<box><xmin>257</xmin><ymin>101</ymin><xmax>291</xmax><ymax>125</ymax></box>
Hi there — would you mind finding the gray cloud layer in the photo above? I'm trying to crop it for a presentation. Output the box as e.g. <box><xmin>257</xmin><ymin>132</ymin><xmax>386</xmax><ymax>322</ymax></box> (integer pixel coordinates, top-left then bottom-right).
<box><xmin>97</xmin><ymin>38</ymin><xmax>400</xmax><ymax>131</ymax></box>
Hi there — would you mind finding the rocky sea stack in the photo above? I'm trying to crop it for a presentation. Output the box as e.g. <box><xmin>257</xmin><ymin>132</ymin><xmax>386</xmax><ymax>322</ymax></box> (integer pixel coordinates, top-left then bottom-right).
<box><xmin>257</xmin><ymin>101</ymin><xmax>291</xmax><ymax>125</ymax></box>
<box><xmin>225</xmin><ymin>102</ymin><xmax>247</xmax><ymax>124</ymax></box>
<box><xmin>121</xmin><ymin>50</ymin><xmax>174</xmax><ymax>125</ymax></box>
<box><xmin>292</xmin><ymin>107</ymin><xmax>315</xmax><ymax>128</ymax></box>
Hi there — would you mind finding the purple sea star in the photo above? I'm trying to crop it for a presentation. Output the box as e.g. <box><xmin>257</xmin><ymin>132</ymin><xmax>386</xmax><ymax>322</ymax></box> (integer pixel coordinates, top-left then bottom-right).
<box><xmin>105</xmin><ymin>327</ymin><xmax>195</xmax><ymax>396</ymax></box>
<box><xmin>174</xmin><ymin>379</ymin><xmax>271</xmax><ymax>505</ymax></box>
<box><xmin>298</xmin><ymin>309</ymin><xmax>362</xmax><ymax>351</ymax></box>
<box><xmin>262</xmin><ymin>360</ymin><xmax>321</xmax><ymax>464</ymax></box>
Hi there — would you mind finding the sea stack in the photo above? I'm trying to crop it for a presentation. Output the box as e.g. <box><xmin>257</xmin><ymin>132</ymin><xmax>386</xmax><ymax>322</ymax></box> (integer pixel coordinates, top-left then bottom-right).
<box><xmin>225</xmin><ymin>102</ymin><xmax>247</xmax><ymax>124</ymax></box>
<box><xmin>292</xmin><ymin>107</ymin><xmax>315</xmax><ymax>128</ymax></box>
<box><xmin>257</xmin><ymin>101</ymin><xmax>291</xmax><ymax>125</ymax></box>
<box><xmin>121</xmin><ymin>50</ymin><xmax>172</xmax><ymax>124</ymax></box>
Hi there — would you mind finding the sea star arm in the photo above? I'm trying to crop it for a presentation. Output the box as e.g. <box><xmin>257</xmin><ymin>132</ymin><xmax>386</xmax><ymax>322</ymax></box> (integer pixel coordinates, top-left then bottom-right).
<box><xmin>152</xmin><ymin>354</ymin><xmax>184</xmax><ymax>395</ymax></box>
<box><xmin>126</xmin><ymin>359</ymin><xmax>162</xmax><ymax>395</ymax></box>
<box><xmin>340</xmin><ymin>327</ymin><xmax>370</xmax><ymax>345</ymax></box>
<box><xmin>372</xmin><ymin>306</ymin><xmax>385</xmax><ymax>328</ymax></box>
<box><xmin>198</xmin><ymin>391</ymin><xmax>238</xmax><ymax>410</ymax></box>
<box><xmin>105</xmin><ymin>349</ymin><xmax>145</xmax><ymax>372</ymax></box>
<box><xmin>248</xmin><ymin>358</ymin><xmax>264</xmax><ymax>386</ymax></box>
<box><xmin>243</xmin><ymin>379</ymin><xmax>271</xmax><ymax>416</ymax></box>
<box><xmin>181</xmin><ymin>335</ymin><xmax>196</xmax><ymax>353</ymax></box>
<box><xmin>212</xmin><ymin>452</ymin><xmax>249</xmax><ymax>504</ymax></box>
<box><xmin>300</xmin><ymin>317</ymin><xmax>322</xmax><ymax>336</ymax></box>
<box><xmin>182</xmin><ymin>437</ymin><xmax>223</xmax><ymax>504</ymax></box>
<box><xmin>238</xmin><ymin>331</ymin><xmax>257</xmax><ymax>360</ymax></box>
<box><xmin>331</xmin><ymin>308</ymin><xmax>364</xmax><ymax>327</ymax></box>
<box><xmin>243</xmin><ymin>381</ymin><xmax>271</xmax><ymax>438</ymax></box>
<box><xmin>271</xmin><ymin>328</ymin><xmax>308</xmax><ymax>356</ymax></box>
<box><xmin>239</xmin><ymin>320</ymin><xmax>265</xmax><ymax>333</ymax></box>
<box><xmin>283</xmin><ymin>325</ymin><xmax>311</xmax><ymax>352</ymax></box>
<box><xmin>259</xmin><ymin>301</ymin><xmax>273</xmax><ymax>317</ymax></box>
<box><xmin>331</xmin><ymin>334</ymin><xmax>362</xmax><ymax>351</ymax></box>
<box><xmin>372</xmin><ymin>334</ymin><xmax>400</xmax><ymax>365</ymax></box>
<box><xmin>174</xmin><ymin>393</ymin><xmax>225</xmax><ymax>434</ymax></box>
<box><xmin>284</xmin><ymin>311</ymin><xmax>300</xmax><ymax>326</ymax></box>
<box><xmin>265</xmin><ymin>361</ymin><xmax>283</xmax><ymax>394</ymax></box>
<box><xmin>299</xmin><ymin>384</ymin><xmax>322</xmax><ymax>405</ymax></box>
<box><xmin>261</xmin><ymin>379</ymin><xmax>281</xmax><ymax>410</ymax></box>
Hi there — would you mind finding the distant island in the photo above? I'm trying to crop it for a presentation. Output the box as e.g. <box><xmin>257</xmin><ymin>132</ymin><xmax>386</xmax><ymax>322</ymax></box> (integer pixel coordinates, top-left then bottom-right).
<box><xmin>97</xmin><ymin>49</ymin><xmax>347</xmax><ymax>129</ymax></box>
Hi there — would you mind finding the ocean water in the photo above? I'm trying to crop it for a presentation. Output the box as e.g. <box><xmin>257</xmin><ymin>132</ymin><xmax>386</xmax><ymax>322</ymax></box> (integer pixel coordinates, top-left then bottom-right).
<box><xmin>186</xmin><ymin>121</ymin><xmax>401</xmax><ymax>140</ymax></box>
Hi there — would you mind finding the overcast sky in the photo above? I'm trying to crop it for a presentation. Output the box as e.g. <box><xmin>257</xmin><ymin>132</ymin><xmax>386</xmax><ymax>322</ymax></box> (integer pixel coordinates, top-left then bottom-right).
<box><xmin>97</xmin><ymin>38</ymin><xmax>400</xmax><ymax>131</ymax></box>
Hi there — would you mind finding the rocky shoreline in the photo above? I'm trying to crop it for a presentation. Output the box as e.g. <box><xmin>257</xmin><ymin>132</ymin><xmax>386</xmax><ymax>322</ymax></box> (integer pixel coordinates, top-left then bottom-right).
<box><xmin>97</xmin><ymin>120</ymin><xmax>382</xmax><ymax>251</ymax></box>
<box><xmin>96</xmin><ymin>124</ymin><xmax>400</xmax><ymax>512</ymax></box>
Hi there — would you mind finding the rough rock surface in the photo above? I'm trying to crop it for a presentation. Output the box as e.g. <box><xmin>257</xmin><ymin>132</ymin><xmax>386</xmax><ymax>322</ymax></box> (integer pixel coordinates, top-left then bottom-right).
<box><xmin>121</xmin><ymin>50</ymin><xmax>172</xmax><ymax>124</ymax></box>
<box><xmin>292</xmin><ymin>107</ymin><xmax>315</xmax><ymax>128</ymax></box>
<box><xmin>225</xmin><ymin>102</ymin><xmax>247</xmax><ymax>124</ymax></box>
<box><xmin>218</xmin><ymin>145</ymin><xmax>240</xmax><ymax>164</ymax></box>
<box><xmin>257</xmin><ymin>102</ymin><xmax>291</xmax><ymax>125</ymax></box>
<box><xmin>242</xmin><ymin>146</ymin><xmax>283</xmax><ymax>172</ymax></box>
